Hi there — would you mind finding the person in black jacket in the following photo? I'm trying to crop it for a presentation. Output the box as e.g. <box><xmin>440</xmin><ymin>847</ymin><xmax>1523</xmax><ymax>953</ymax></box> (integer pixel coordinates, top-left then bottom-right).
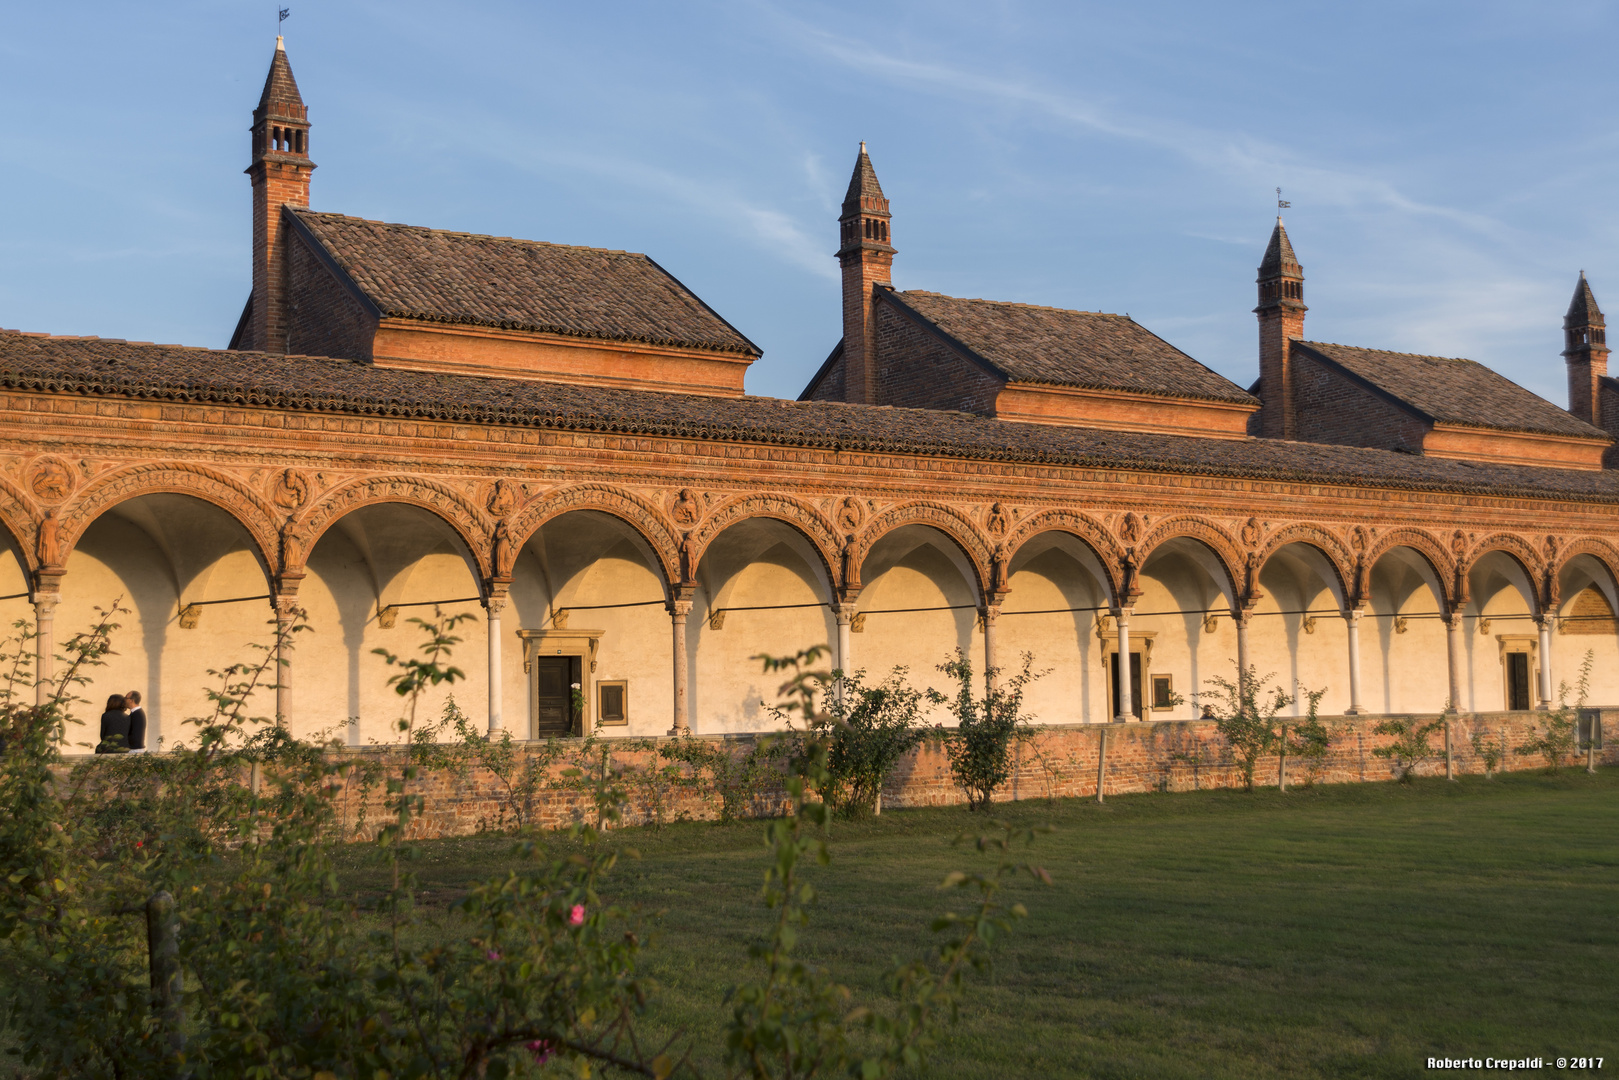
<box><xmin>124</xmin><ymin>690</ymin><xmax>147</xmax><ymax>752</ymax></box>
<box><xmin>96</xmin><ymin>694</ymin><xmax>130</xmax><ymax>754</ymax></box>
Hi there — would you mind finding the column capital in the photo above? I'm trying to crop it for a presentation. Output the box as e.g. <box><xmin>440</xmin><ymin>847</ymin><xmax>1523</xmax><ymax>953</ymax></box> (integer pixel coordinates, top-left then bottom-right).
<box><xmin>834</xmin><ymin>603</ymin><xmax>857</xmax><ymax>626</ymax></box>
<box><xmin>483</xmin><ymin>579</ymin><xmax>511</xmax><ymax>616</ymax></box>
<box><xmin>668</xmin><ymin>598</ymin><xmax>694</xmax><ymax>619</ymax></box>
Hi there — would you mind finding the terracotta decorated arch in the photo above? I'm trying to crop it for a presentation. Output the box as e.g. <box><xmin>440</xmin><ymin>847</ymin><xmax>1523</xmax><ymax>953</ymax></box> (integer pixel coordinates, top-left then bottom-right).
<box><xmin>505</xmin><ymin>484</ymin><xmax>680</xmax><ymax>588</ymax></box>
<box><xmin>1463</xmin><ymin>533</ymin><xmax>1547</xmax><ymax>613</ymax></box>
<box><xmin>0</xmin><ymin>475</ymin><xmax>36</xmax><ymax>575</ymax></box>
<box><xmin>53</xmin><ymin>463</ymin><xmax>281</xmax><ymax>576</ymax></box>
<box><xmin>1362</xmin><ymin>528</ymin><xmax>1456</xmax><ymax>612</ymax></box>
<box><xmin>288</xmin><ymin>474</ymin><xmax>491</xmax><ymax>580</ymax></box>
<box><xmin>1001</xmin><ymin>508</ymin><xmax>1125</xmax><ymax>605</ymax></box>
<box><xmin>1256</xmin><ymin>523</ymin><xmax>1355</xmax><ymax>604</ymax></box>
<box><xmin>1135</xmin><ymin>516</ymin><xmax>1244</xmax><ymax>607</ymax></box>
<box><xmin>683</xmin><ymin>493</ymin><xmax>842</xmax><ymax>591</ymax></box>
<box><xmin>847</xmin><ymin>501</ymin><xmax>993</xmax><ymax>598</ymax></box>
<box><xmin>1554</xmin><ymin>537</ymin><xmax>1619</xmax><ymax>589</ymax></box>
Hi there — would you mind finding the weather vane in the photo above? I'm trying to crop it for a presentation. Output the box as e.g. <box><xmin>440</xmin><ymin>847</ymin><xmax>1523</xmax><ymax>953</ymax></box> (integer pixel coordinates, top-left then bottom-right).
<box><xmin>279</xmin><ymin>7</ymin><xmax>290</xmax><ymax>32</ymax></box>
<box><xmin>1276</xmin><ymin>186</ymin><xmax>1291</xmax><ymax>211</ymax></box>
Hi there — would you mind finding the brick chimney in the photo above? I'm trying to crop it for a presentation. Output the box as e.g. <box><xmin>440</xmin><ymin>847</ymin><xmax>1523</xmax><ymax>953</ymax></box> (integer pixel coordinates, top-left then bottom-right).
<box><xmin>1255</xmin><ymin>217</ymin><xmax>1306</xmax><ymax>440</ymax></box>
<box><xmin>837</xmin><ymin>143</ymin><xmax>894</xmax><ymax>405</ymax></box>
<box><xmin>1563</xmin><ymin>272</ymin><xmax>1608</xmax><ymax>426</ymax></box>
<box><xmin>242</xmin><ymin>36</ymin><xmax>315</xmax><ymax>353</ymax></box>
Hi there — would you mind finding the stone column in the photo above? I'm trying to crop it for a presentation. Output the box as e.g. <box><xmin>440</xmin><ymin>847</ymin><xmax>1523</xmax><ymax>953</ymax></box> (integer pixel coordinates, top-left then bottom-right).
<box><xmin>1114</xmin><ymin>608</ymin><xmax>1132</xmax><ymax>722</ymax></box>
<box><xmin>484</xmin><ymin>588</ymin><xmax>508</xmax><ymax>735</ymax></box>
<box><xmin>272</xmin><ymin>576</ymin><xmax>302</xmax><ymax>729</ymax></box>
<box><xmin>1537</xmin><ymin>618</ymin><xmax>1554</xmax><ymax>710</ymax></box>
<box><xmin>982</xmin><ymin>604</ymin><xmax>1000</xmax><ymax>692</ymax></box>
<box><xmin>668</xmin><ymin>597</ymin><xmax>693</xmax><ymax>736</ymax></box>
<box><xmin>1344</xmin><ymin>608</ymin><xmax>1364</xmax><ymax>715</ymax></box>
<box><xmin>1235</xmin><ymin>613</ymin><xmax>1251</xmax><ymax>685</ymax></box>
<box><xmin>1445</xmin><ymin>613</ymin><xmax>1464</xmax><ymax>713</ymax></box>
<box><xmin>33</xmin><ymin>586</ymin><xmax>60</xmax><ymax>709</ymax></box>
<box><xmin>834</xmin><ymin>604</ymin><xmax>855</xmax><ymax>705</ymax></box>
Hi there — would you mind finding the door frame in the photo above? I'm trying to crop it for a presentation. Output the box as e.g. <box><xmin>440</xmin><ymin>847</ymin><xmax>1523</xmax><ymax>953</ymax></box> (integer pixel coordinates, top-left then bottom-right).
<box><xmin>518</xmin><ymin>628</ymin><xmax>601</xmax><ymax>737</ymax></box>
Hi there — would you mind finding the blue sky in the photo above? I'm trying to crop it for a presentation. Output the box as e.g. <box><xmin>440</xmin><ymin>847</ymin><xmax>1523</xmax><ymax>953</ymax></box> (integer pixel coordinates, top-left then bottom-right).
<box><xmin>4</xmin><ymin>1</ymin><xmax>1617</xmax><ymax>404</ymax></box>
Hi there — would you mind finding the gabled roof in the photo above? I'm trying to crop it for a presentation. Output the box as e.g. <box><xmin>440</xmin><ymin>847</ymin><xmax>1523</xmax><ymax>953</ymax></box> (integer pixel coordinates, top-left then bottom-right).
<box><xmin>1295</xmin><ymin>341</ymin><xmax>1608</xmax><ymax>440</ymax></box>
<box><xmin>4</xmin><ymin>331</ymin><xmax>1618</xmax><ymax>502</ymax></box>
<box><xmin>885</xmin><ymin>290</ymin><xmax>1257</xmax><ymax>405</ymax></box>
<box><xmin>286</xmin><ymin>209</ymin><xmax>760</xmax><ymax>357</ymax></box>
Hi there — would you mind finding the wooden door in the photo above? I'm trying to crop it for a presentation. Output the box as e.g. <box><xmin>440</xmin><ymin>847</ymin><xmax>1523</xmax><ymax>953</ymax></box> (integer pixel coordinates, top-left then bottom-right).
<box><xmin>534</xmin><ymin>656</ymin><xmax>573</xmax><ymax>737</ymax></box>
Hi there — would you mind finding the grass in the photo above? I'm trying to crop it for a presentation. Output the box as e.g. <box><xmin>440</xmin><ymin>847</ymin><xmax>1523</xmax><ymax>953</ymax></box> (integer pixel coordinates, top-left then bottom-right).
<box><xmin>328</xmin><ymin>769</ymin><xmax>1619</xmax><ymax>1079</ymax></box>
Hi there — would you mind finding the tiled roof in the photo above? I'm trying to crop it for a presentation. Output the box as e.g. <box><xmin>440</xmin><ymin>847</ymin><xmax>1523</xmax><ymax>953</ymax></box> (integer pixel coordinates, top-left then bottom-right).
<box><xmin>1259</xmin><ymin>218</ymin><xmax>1300</xmax><ymax>277</ymax></box>
<box><xmin>887</xmin><ymin>290</ymin><xmax>1257</xmax><ymax>405</ymax></box>
<box><xmin>4</xmin><ymin>332</ymin><xmax>1617</xmax><ymax>502</ymax></box>
<box><xmin>287</xmin><ymin>210</ymin><xmax>760</xmax><ymax>357</ymax></box>
<box><xmin>1295</xmin><ymin>341</ymin><xmax>1607</xmax><ymax>440</ymax></box>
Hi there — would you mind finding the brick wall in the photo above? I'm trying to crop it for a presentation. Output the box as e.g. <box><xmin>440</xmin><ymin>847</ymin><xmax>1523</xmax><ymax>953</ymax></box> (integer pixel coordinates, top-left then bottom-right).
<box><xmin>285</xmin><ymin>231</ymin><xmax>378</xmax><ymax>361</ymax></box>
<box><xmin>873</xmin><ymin>300</ymin><xmax>1003</xmax><ymax>414</ymax></box>
<box><xmin>805</xmin><ymin>348</ymin><xmax>845</xmax><ymax>402</ymax></box>
<box><xmin>1292</xmin><ymin>349</ymin><xmax>1431</xmax><ymax>453</ymax></box>
<box><xmin>108</xmin><ymin>710</ymin><xmax>1606</xmax><ymax>841</ymax></box>
<box><xmin>1601</xmin><ymin>380</ymin><xmax>1619</xmax><ymax>468</ymax></box>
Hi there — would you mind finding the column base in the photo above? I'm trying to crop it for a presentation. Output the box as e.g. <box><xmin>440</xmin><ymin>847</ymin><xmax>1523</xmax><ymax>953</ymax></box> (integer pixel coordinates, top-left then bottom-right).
<box><xmin>668</xmin><ymin>725</ymin><xmax>691</xmax><ymax>738</ymax></box>
<box><xmin>1113</xmin><ymin>714</ymin><xmax>1132</xmax><ymax>724</ymax></box>
<box><xmin>1343</xmin><ymin>707</ymin><xmax>1365</xmax><ymax>716</ymax></box>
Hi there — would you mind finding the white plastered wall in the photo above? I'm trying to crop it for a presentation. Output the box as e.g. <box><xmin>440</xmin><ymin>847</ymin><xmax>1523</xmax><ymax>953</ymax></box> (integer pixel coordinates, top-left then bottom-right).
<box><xmin>1554</xmin><ymin>555</ymin><xmax>1619</xmax><ymax>706</ymax></box>
<box><xmin>998</xmin><ymin>534</ymin><xmax>1111</xmax><ymax>725</ymax></box>
<box><xmin>692</xmin><ymin>520</ymin><xmax>837</xmax><ymax>733</ymax></box>
<box><xmin>1245</xmin><ymin>544</ymin><xmax>1350</xmax><ymax>716</ymax></box>
<box><xmin>57</xmin><ymin>495</ymin><xmax>276</xmax><ymax>750</ymax></box>
<box><xmin>510</xmin><ymin>511</ymin><xmax>671</xmax><ymax>739</ymax></box>
<box><xmin>850</xmin><ymin>527</ymin><xmax>978</xmax><ymax>726</ymax></box>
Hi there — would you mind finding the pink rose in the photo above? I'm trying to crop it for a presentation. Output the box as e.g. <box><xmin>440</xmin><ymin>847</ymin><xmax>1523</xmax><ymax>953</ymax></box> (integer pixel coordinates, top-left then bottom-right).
<box><xmin>486</xmin><ymin>949</ymin><xmax>501</xmax><ymax>962</ymax></box>
<box><xmin>526</xmin><ymin>1038</ymin><xmax>555</xmax><ymax>1063</ymax></box>
<box><xmin>569</xmin><ymin>904</ymin><xmax>585</xmax><ymax>926</ymax></box>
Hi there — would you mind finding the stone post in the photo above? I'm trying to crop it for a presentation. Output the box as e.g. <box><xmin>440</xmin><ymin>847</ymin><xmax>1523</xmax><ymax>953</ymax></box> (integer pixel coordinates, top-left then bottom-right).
<box><xmin>1114</xmin><ymin>607</ymin><xmax>1132</xmax><ymax>722</ymax></box>
<box><xmin>834</xmin><ymin>603</ymin><xmax>855</xmax><ymax>705</ymax></box>
<box><xmin>982</xmin><ymin>604</ymin><xmax>1000</xmax><ymax>691</ymax></box>
<box><xmin>484</xmin><ymin>585</ymin><xmax>508</xmax><ymax>735</ymax></box>
<box><xmin>1445</xmin><ymin>612</ymin><xmax>1464</xmax><ymax>714</ymax></box>
<box><xmin>32</xmin><ymin>584</ymin><xmax>60</xmax><ymax>709</ymax></box>
<box><xmin>668</xmin><ymin>595</ymin><xmax>693</xmax><ymax>736</ymax></box>
<box><xmin>1235</xmin><ymin>612</ymin><xmax>1251</xmax><ymax>683</ymax></box>
<box><xmin>1344</xmin><ymin>607</ymin><xmax>1364</xmax><ymax>715</ymax></box>
<box><xmin>1536</xmin><ymin>617</ymin><xmax>1554</xmax><ymax>710</ymax></box>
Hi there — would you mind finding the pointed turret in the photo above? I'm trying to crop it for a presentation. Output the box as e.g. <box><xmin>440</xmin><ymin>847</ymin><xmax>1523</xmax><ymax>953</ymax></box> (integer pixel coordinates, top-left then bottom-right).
<box><xmin>837</xmin><ymin>143</ymin><xmax>895</xmax><ymax>405</ymax></box>
<box><xmin>239</xmin><ymin>37</ymin><xmax>316</xmax><ymax>353</ymax></box>
<box><xmin>1564</xmin><ymin>273</ymin><xmax>1609</xmax><ymax>425</ymax></box>
<box><xmin>1254</xmin><ymin>216</ymin><xmax>1307</xmax><ymax>440</ymax></box>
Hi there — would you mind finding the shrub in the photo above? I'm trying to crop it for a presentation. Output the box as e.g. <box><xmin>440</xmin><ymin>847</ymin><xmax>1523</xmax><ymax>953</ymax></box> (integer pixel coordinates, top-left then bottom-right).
<box><xmin>1515</xmin><ymin>651</ymin><xmax>1593</xmax><ymax>773</ymax></box>
<box><xmin>1470</xmin><ymin>727</ymin><xmax>1506</xmax><ymax>778</ymax></box>
<box><xmin>813</xmin><ymin>666</ymin><xmax>930</xmax><ymax>817</ymax></box>
<box><xmin>1372</xmin><ymin>716</ymin><xmax>1446</xmax><ymax>782</ymax></box>
<box><xmin>1202</xmin><ymin>666</ymin><xmax>1299</xmax><ymax>793</ymax></box>
<box><xmin>931</xmin><ymin>649</ymin><xmax>1043</xmax><ymax>812</ymax></box>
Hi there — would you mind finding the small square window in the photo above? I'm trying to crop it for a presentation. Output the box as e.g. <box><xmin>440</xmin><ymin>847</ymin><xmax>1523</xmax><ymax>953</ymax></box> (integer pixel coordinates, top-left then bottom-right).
<box><xmin>597</xmin><ymin>681</ymin><xmax>628</xmax><ymax>726</ymax></box>
<box><xmin>1151</xmin><ymin>674</ymin><xmax>1175</xmax><ymax>711</ymax></box>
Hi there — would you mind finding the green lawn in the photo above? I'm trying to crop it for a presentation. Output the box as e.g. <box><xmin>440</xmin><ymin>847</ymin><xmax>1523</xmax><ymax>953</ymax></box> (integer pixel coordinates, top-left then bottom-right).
<box><xmin>334</xmin><ymin>770</ymin><xmax>1619</xmax><ymax>1079</ymax></box>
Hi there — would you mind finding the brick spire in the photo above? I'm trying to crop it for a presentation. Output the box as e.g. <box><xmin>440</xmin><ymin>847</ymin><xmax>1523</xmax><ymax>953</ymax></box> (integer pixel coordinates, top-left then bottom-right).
<box><xmin>1255</xmin><ymin>217</ymin><xmax>1306</xmax><ymax>440</ymax></box>
<box><xmin>241</xmin><ymin>37</ymin><xmax>316</xmax><ymax>353</ymax></box>
<box><xmin>1563</xmin><ymin>272</ymin><xmax>1609</xmax><ymax>425</ymax></box>
<box><xmin>837</xmin><ymin>143</ymin><xmax>894</xmax><ymax>405</ymax></box>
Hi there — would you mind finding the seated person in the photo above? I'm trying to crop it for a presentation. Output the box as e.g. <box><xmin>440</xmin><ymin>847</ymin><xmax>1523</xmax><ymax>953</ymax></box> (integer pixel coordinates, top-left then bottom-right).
<box><xmin>96</xmin><ymin>694</ymin><xmax>130</xmax><ymax>754</ymax></box>
<box><xmin>125</xmin><ymin>690</ymin><xmax>147</xmax><ymax>752</ymax></box>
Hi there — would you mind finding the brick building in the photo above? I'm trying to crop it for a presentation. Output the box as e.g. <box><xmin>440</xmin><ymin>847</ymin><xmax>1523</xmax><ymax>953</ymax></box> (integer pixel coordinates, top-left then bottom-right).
<box><xmin>2</xmin><ymin>40</ymin><xmax>1617</xmax><ymax>749</ymax></box>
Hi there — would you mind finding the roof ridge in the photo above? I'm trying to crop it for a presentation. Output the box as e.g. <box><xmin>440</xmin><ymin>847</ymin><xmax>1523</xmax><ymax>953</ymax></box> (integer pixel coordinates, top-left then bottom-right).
<box><xmin>1299</xmin><ymin>340</ymin><xmax>1477</xmax><ymax>364</ymax></box>
<box><xmin>290</xmin><ymin>208</ymin><xmax>645</xmax><ymax>259</ymax></box>
<box><xmin>899</xmin><ymin>289</ymin><xmax>1124</xmax><ymax>319</ymax></box>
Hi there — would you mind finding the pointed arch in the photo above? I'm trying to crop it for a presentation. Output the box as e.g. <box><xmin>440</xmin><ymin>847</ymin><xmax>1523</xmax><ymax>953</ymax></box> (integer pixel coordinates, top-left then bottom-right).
<box><xmin>1001</xmin><ymin>508</ymin><xmax>1124</xmax><ymax>606</ymax></box>
<box><xmin>54</xmin><ymin>463</ymin><xmax>280</xmax><ymax>578</ymax></box>
<box><xmin>289</xmin><ymin>475</ymin><xmax>490</xmax><ymax>581</ymax></box>
<box><xmin>505</xmin><ymin>484</ymin><xmax>680</xmax><ymax>590</ymax></box>
<box><xmin>685</xmin><ymin>493</ymin><xmax>841</xmax><ymax>592</ymax></box>
<box><xmin>847</xmin><ymin>501</ymin><xmax>992</xmax><ymax>598</ymax></box>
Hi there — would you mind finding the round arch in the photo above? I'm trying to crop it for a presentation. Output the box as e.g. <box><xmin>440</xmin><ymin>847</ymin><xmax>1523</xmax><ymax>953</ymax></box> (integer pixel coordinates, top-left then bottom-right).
<box><xmin>1555</xmin><ymin>538</ymin><xmax>1619</xmax><ymax>614</ymax></box>
<box><xmin>1463</xmin><ymin>533</ymin><xmax>1546</xmax><ymax>606</ymax></box>
<box><xmin>1002</xmin><ymin>509</ymin><xmax>1124</xmax><ymax>606</ymax></box>
<box><xmin>847</xmin><ymin>501</ymin><xmax>991</xmax><ymax>598</ymax></box>
<box><xmin>684</xmin><ymin>494</ymin><xmax>842</xmax><ymax>593</ymax></box>
<box><xmin>1257</xmin><ymin>524</ymin><xmax>1355</xmax><ymax>606</ymax></box>
<box><xmin>505</xmin><ymin>484</ymin><xmax>680</xmax><ymax>591</ymax></box>
<box><xmin>1465</xmin><ymin>546</ymin><xmax>1543</xmax><ymax>619</ymax></box>
<box><xmin>0</xmin><ymin>475</ymin><xmax>35</xmax><ymax>577</ymax></box>
<box><xmin>55</xmin><ymin>463</ymin><xmax>281</xmax><ymax>580</ymax></box>
<box><xmin>1363</xmin><ymin>529</ymin><xmax>1455</xmax><ymax>612</ymax></box>
<box><xmin>289</xmin><ymin>475</ymin><xmax>491</xmax><ymax>583</ymax></box>
<box><xmin>1135</xmin><ymin>517</ymin><xmax>1243</xmax><ymax>611</ymax></box>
